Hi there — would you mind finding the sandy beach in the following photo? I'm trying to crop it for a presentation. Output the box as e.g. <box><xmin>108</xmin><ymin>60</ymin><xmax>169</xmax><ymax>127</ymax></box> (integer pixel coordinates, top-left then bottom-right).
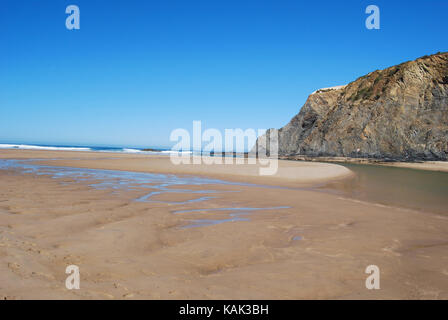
<box><xmin>0</xmin><ymin>149</ymin><xmax>354</xmax><ymax>187</ymax></box>
<box><xmin>281</xmin><ymin>155</ymin><xmax>448</xmax><ymax>173</ymax></box>
<box><xmin>385</xmin><ymin>161</ymin><xmax>448</xmax><ymax>173</ymax></box>
<box><xmin>1</xmin><ymin>149</ymin><xmax>447</xmax><ymax>299</ymax></box>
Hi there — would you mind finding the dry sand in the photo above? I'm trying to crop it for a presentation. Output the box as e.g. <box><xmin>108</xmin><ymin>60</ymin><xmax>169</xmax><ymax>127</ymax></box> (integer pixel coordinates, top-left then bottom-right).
<box><xmin>0</xmin><ymin>149</ymin><xmax>447</xmax><ymax>299</ymax></box>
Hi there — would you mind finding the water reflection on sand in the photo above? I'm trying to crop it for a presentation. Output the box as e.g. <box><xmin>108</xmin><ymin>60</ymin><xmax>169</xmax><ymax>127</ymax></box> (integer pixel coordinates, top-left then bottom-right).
<box><xmin>0</xmin><ymin>159</ymin><xmax>290</xmax><ymax>228</ymax></box>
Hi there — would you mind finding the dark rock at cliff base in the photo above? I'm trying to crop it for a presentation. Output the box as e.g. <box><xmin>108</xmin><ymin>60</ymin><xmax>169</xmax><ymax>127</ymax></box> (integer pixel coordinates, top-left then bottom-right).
<box><xmin>254</xmin><ymin>52</ymin><xmax>448</xmax><ymax>161</ymax></box>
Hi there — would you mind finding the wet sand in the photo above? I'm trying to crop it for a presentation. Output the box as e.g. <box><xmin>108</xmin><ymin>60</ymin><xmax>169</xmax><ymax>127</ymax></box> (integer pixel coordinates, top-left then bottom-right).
<box><xmin>0</xmin><ymin>150</ymin><xmax>447</xmax><ymax>299</ymax></box>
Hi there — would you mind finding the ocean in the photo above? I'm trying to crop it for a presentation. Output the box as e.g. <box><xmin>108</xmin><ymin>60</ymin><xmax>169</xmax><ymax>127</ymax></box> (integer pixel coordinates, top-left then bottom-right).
<box><xmin>0</xmin><ymin>143</ymin><xmax>175</xmax><ymax>154</ymax></box>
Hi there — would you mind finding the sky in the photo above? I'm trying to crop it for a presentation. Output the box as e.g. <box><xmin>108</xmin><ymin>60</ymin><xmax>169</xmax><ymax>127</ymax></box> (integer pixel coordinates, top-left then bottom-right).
<box><xmin>0</xmin><ymin>0</ymin><xmax>447</xmax><ymax>148</ymax></box>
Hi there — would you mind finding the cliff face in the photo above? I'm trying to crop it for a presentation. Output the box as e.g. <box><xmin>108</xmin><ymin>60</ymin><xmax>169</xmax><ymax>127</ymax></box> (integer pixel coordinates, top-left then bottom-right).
<box><xmin>256</xmin><ymin>52</ymin><xmax>448</xmax><ymax>161</ymax></box>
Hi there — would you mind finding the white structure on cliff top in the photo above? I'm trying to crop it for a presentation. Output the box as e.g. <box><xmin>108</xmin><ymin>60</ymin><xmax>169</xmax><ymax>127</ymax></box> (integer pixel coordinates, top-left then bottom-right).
<box><xmin>311</xmin><ymin>85</ymin><xmax>347</xmax><ymax>95</ymax></box>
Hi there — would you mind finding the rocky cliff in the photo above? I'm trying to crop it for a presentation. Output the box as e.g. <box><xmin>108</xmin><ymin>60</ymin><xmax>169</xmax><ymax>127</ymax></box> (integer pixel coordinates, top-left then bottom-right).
<box><xmin>255</xmin><ymin>52</ymin><xmax>448</xmax><ymax>161</ymax></box>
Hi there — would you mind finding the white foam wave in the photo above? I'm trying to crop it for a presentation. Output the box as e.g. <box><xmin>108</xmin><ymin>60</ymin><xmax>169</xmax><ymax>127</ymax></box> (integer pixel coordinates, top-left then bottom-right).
<box><xmin>122</xmin><ymin>148</ymin><xmax>143</xmax><ymax>153</ymax></box>
<box><xmin>0</xmin><ymin>144</ymin><xmax>91</xmax><ymax>151</ymax></box>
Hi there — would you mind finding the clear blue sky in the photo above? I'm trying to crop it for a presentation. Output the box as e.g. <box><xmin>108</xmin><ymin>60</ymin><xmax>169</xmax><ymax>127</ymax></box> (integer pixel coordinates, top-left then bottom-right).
<box><xmin>1</xmin><ymin>0</ymin><xmax>447</xmax><ymax>148</ymax></box>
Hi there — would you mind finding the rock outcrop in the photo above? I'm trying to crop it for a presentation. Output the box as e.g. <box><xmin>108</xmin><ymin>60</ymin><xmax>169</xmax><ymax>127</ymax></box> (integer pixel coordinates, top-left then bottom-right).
<box><xmin>255</xmin><ymin>52</ymin><xmax>448</xmax><ymax>161</ymax></box>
